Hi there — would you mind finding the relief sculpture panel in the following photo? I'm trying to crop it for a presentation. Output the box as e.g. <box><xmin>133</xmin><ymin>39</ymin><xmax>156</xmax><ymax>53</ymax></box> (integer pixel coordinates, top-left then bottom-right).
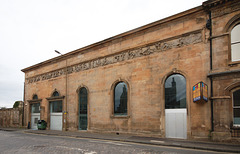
<box><xmin>26</xmin><ymin>31</ymin><xmax>202</xmax><ymax>84</ymax></box>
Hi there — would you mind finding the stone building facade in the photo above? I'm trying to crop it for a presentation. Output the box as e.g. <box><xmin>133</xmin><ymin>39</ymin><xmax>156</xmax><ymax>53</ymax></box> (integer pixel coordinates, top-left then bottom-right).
<box><xmin>22</xmin><ymin>0</ymin><xmax>240</xmax><ymax>140</ymax></box>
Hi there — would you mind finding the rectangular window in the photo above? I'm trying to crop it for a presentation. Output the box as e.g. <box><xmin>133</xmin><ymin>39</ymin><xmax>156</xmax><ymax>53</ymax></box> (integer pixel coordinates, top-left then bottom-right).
<box><xmin>50</xmin><ymin>101</ymin><xmax>62</xmax><ymax>113</ymax></box>
<box><xmin>31</xmin><ymin>103</ymin><xmax>40</xmax><ymax>113</ymax></box>
<box><xmin>231</xmin><ymin>43</ymin><xmax>240</xmax><ymax>62</ymax></box>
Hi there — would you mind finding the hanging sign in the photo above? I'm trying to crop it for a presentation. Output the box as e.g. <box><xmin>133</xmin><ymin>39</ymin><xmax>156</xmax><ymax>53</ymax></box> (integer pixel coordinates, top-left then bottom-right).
<box><xmin>193</xmin><ymin>81</ymin><xmax>208</xmax><ymax>103</ymax></box>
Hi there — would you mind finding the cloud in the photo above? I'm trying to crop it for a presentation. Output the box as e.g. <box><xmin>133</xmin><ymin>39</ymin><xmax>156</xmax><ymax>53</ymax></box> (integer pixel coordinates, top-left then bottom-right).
<box><xmin>0</xmin><ymin>0</ymin><xmax>205</xmax><ymax>108</ymax></box>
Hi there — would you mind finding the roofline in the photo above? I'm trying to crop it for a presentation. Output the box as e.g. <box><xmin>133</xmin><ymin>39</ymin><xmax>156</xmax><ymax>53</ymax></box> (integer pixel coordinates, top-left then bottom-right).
<box><xmin>21</xmin><ymin>5</ymin><xmax>204</xmax><ymax>73</ymax></box>
<box><xmin>202</xmin><ymin>0</ymin><xmax>234</xmax><ymax>9</ymax></box>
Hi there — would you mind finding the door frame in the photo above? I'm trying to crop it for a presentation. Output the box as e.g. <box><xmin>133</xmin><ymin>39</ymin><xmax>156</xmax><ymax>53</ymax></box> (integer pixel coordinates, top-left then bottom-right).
<box><xmin>49</xmin><ymin>100</ymin><xmax>63</xmax><ymax>130</ymax></box>
<box><xmin>46</xmin><ymin>90</ymin><xmax>65</xmax><ymax>131</ymax></box>
<box><xmin>27</xmin><ymin>98</ymin><xmax>42</xmax><ymax>130</ymax></box>
<box><xmin>160</xmin><ymin>70</ymin><xmax>191</xmax><ymax>139</ymax></box>
<box><xmin>30</xmin><ymin>103</ymin><xmax>41</xmax><ymax>129</ymax></box>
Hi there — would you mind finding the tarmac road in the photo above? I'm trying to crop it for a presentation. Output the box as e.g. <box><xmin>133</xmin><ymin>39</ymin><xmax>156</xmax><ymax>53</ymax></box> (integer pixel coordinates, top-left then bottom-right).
<box><xmin>0</xmin><ymin>130</ymin><xmax>231</xmax><ymax>154</ymax></box>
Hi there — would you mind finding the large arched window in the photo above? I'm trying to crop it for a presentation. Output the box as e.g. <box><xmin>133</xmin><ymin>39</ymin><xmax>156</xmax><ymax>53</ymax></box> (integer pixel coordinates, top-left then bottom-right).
<box><xmin>233</xmin><ymin>89</ymin><xmax>240</xmax><ymax>126</ymax></box>
<box><xmin>165</xmin><ymin>74</ymin><xmax>186</xmax><ymax>109</ymax></box>
<box><xmin>79</xmin><ymin>87</ymin><xmax>88</xmax><ymax>130</ymax></box>
<box><xmin>114</xmin><ymin>82</ymin><xmax>128</xmax><ymax>115</ymax></box>
<box><xmin>79</xmin><ymin>88</ymin><xmax>88</xmax><ymax>114</ymax></box>
<box><xmin>231</xmin><ymin>24</ymin><xmax>240</xmax><ymax>62</ymax></box>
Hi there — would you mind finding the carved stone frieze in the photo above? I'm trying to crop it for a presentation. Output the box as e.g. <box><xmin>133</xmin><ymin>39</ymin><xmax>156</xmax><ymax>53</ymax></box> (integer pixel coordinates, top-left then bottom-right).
<box><xmin>26</xmin><ymin>31</ymin><xmax>202</xmax><ymax>84</ymax></box>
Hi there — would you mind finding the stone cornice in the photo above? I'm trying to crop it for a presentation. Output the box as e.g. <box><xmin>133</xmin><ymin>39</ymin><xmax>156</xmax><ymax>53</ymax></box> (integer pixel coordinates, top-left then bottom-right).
<box><xmin>210</xmin><ymin>96</ymin><xmax>231</xmax><ymax>100</ymax></box>
<box><xmin>212</xmin><ymin>1</ymin><xmax>240</xmax><ymax>18</ymax></box>
<box><xmin>202</xmin><ymin>0</ymin><xmax>233</xmax><ymax>9</ymax></box>
<box><xmin>202</xmin><ymin>0</ymin><xmax>240</xmax><ymax>18</ymax></box>
<box><xmin>46</xmin><ymin>96</ymin><xmax>65</xmax><ymax>101</ymax></box>
<box><xmin>21</xmin><ymin>6</ymin><xmax>203</xmax><ymax>73</ymax></box>
<box><xmin>26</xmin><ymin>30</ymin><xmax>202</xmax><ymax>84</ymax></box>
<box><xmin>27</xmin><ymin>99</ymin><xmax>42</xmax><ymax>103</ymax></box>
<box><xmin>208</xmin><ymin>69</ymin><xmax>240</xmax><ymax>77</ymax></box>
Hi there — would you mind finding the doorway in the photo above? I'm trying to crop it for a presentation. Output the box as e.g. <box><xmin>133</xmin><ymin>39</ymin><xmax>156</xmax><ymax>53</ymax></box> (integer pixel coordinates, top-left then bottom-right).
<box><xmin>31</xmin><ymin>103</ymin><xmax>40</xmax><ymax>130</ymax></box>
<box><xmin>165</xmin><ymin>74</ymin><xmax>187</xmax><ymax>139</ymax></box>
<box><xmin>79</xmin><ymin>87</ymin><xmax>88</xmax><ymax>130</ymax></box>
<box><xmin>50</xmin><ymin>100</ymin><xmax>63</xmax><ymax>130</ymax></box>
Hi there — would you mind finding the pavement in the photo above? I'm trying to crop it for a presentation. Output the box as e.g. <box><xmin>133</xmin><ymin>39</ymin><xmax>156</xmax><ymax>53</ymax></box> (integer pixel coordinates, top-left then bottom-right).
<box><xmin>1</xmin><ymin>127</ymin><xmax>240</xmax><ymax>153</ymax></box>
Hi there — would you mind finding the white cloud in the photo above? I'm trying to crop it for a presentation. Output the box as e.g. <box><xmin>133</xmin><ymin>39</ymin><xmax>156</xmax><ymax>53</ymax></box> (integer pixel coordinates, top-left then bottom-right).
<box><xmin>0</xmin><ymin>0</ymin><xmax>205</xmax><ymax>107</ymax></box>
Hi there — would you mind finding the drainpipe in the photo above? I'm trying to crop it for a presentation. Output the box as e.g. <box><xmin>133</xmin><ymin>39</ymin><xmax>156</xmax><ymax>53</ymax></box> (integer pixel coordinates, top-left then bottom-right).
<box><xmin>206</xmin><ymin>11</ymin><xmax>214</xmax><ymax>132</ymax></box>
<box><xmin>65</xmin><ymin>58</ymin><xmax>68</xmax><ymax>131</ymax></box>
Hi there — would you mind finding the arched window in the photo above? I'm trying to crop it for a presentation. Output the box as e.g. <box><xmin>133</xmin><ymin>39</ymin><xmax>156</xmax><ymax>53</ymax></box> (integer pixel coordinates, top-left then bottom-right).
<box><xmin>52</xmin><ymin>91</ymin><xmax>60</xmax><ymax>97</ymax></box>
<box><xmin>231</xmin><ymin>24</ymin><xmax>240</xmax><ymax>62</ymax></box>
<box><xmin>79</xmin><ymin>88</ymin><xmax>88</xmax><ymax>114</ymax></box>
<box><xmin>233</xmin><ymin>89</ymin><xmax>240</xmax><ymax>126</ymax></box>
<box><xmin>79</xmin><ymin>87</ymin><xmax>88</xmax><ymax>130</ymax></box>
<box><xmin>33</xmin><ymin>94</ymin><xmax>38</xmax><ymax>100</ymax></box>
<box><xmin>165</xmin><ymin>74</ymin><xmax>186</xmax><ymax>109</ymax></box>
<box><xmin>114</xmin><ymin>82</ymin><xmax>128</xmax><ymax>115</ymax></box>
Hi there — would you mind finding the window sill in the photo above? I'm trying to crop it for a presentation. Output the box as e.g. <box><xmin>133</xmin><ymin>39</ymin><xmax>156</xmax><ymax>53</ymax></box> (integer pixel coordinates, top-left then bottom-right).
<box><xmin>232</xmin><ymin>125</ymin><xmax>240</xmax><ymax>129</ymax></box>
<box><xmin>110</xmin><ymin>115</ymin><xmax>130</xmax><ymax>119</ymax></box>
<box><xmin>228</xmin><ymin>61</ymin><xmax>240</xmax><ymax>66</ymax></box>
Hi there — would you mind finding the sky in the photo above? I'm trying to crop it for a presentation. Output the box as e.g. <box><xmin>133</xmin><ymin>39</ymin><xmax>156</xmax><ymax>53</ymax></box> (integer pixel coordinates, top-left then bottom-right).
<box><xmin>0</xmin><ymin>0</ymin><xmax>205</xmax><ymax>108</ymax></box>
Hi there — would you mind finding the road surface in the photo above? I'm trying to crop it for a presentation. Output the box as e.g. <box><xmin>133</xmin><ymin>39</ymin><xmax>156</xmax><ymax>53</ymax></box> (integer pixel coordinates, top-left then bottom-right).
<box><xmin>0</xmin><ymin>130</ymin><xmax>230</xmax><ymax>154</ymax></box>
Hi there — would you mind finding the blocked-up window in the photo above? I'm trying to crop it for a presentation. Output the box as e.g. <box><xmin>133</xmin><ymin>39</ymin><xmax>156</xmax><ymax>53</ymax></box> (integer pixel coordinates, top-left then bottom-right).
<box><xmin>231</xmin><ymin>24</ymin><xmax>240</xmax><ymax>62</ymax></box>
<box><xmin>233</xmin><ymin>89</ymin><xmax>240</xmax><ymax>126</ymax></box>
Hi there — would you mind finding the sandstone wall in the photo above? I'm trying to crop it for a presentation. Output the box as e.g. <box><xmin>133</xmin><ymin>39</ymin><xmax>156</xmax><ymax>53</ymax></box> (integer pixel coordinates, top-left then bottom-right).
<box><xmin>23</xmin><ymin>6</ymin><xmax>213</xmax><ymax>138</ymax></box>
<box><xmin>0</xmin><ymin>107</ymin><xmax>23</xmax><ymax>128</ymax></box>
<box><xmin>209</xmin><ymin>0</ymin><xmax>240</xmax><ymax>140</ymax></box>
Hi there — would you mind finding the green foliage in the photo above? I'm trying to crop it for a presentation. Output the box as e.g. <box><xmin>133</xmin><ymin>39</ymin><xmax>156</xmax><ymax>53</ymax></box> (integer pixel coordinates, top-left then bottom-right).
<box><xmin>13</xmin><ymin>101</ymin><xmax>21</xmax><ymax>108</ymax></box>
